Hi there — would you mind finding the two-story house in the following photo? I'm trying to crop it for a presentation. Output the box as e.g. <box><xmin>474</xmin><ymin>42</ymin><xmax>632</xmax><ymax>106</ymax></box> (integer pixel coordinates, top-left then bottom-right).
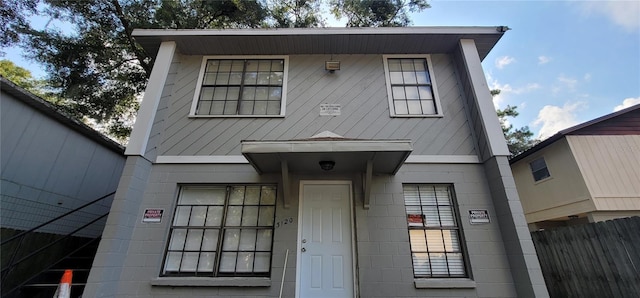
<box><xmin>510</xmin><ymin>104</ymin><xmax>640</xmax><ymax>231</ymax></box>
<box><xmin>83</xmin><ymin>27</ymin><xmax>548</xmax><ymax>297</ymax></box>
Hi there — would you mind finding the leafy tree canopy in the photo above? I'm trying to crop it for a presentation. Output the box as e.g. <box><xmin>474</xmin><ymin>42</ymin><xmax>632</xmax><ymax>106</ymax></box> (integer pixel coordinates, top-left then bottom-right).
<box><xmin>0</xmin><ymin>59</ymin><xmax>40</xmax><ymax>90</ymax></box>
<box><xmin>492</xmin><ymin>90</ymin><xmax>539</xmax><ymax>157</ymax></box>
<box><xmin>270</xmin><ymin>0</ymin><xmax>325</xmax><ymax>28</ymax></box>
<box><xmin>0</xmin><ymin>0</ymin><xmax>38</xmax><ymax>53</ymax></box>
<box><xmin>11</xmin><ymin>0</ymin><xmax>431</xmax><ymax>142</ymax></box>
<box><xmin>330</xmin><ymin>0</ymin><xmax>430</xmax><ymax>27</ymax></box>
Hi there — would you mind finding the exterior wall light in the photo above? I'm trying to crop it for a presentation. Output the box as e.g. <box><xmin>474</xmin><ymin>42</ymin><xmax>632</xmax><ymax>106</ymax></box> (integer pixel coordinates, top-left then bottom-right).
<box><xmin>319</xmin><ymin>160</ymin><xmax>336</xmax><ymax>171</ymax></box>
<box><xmin>325</xmin><ymin>61</ymin><xmax>340</xmax><ymax>72</ymax></box>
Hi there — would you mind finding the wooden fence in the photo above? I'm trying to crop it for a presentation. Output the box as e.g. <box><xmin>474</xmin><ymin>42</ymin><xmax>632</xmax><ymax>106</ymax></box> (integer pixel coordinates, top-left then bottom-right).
<box><xmin>531</xmin><ymin>216</ymin><xmax>640</xmax><ymax>297</ymax></box>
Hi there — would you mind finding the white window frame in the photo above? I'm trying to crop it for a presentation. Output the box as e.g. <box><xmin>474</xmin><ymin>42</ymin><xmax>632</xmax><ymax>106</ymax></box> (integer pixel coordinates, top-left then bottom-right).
<box><xmin>189</xmin><ymin>55</ymin><xmax>289</xmax><ymax>118</ymax></box>
<box><xmin>530</xmin><ymin>157</ymin><xmax>551</xmax><ymax>182</ymax></box>
<box><xmin>383</xmin><ymin>55</ymin><xmax>443</xmax><ymax>117</ymax></box>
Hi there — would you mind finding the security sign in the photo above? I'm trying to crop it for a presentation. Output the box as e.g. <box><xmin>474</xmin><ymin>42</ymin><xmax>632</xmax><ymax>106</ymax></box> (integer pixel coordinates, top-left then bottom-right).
<box><xmin>142</xmin><ymin>208</ymin><xmax>164</xmax><ymax>223</ymax></box>
<box><xmin>468</xmin><ymin>209</ymin><xmax>490</xmax><ymax>224</ymax></box>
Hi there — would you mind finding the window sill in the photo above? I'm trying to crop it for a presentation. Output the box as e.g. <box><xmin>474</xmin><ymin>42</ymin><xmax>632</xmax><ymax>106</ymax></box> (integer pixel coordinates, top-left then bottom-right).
<box><xmin>390</xmin><ymin>114</ymin><xmax>444</xmax><ymax>118</ymax></box>
<box><xmin>188</xmin><ymin>115</ymin><xmax>285</xmax><ymax>118</ymax></box>
<box><xmin>534</xmin><ymin>176</ymin><xmax>553</xmax><ymax>185</ymax></box>
<box><xmin>151</xmin><ymin>277</ymin><xmax>271</xmax><ymax>287</ymax></box>
<box><xmin>414</xmin><ymin>278</ymin><xmax>476</xmax><ymax>289</ymax></box>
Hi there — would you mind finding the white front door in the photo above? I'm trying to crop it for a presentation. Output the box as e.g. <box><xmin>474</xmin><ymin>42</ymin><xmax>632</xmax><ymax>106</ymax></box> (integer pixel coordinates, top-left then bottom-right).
<box><xmin>296</xmin><ymin>182</ymin><xmax>354</xmax><ymax>298</ymax></box>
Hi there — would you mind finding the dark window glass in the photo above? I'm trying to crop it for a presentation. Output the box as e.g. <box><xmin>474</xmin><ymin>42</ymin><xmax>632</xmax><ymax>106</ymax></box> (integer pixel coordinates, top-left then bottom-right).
<box><xmin>388</xmin><ymin>58</ymin><xmax>437</xmax><ymax>115</ymax></box>
<box><xmin>196</xmin><ymin>59</ymin><xmax>284</xmax><ymax>115</ymax></box>
<box><xmin>163</xmin><ymin>185</ymin><xmax>276</xmax><ymax>277</ymax></box>
<box><xmin>530</xmin><ymin>157</ymin><xmax>551</xmax><ymax>181</ymax></box>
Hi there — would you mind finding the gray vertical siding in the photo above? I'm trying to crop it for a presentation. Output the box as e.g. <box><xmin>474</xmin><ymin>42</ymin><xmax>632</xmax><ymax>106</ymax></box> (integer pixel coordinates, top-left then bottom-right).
<box><xmin>149</xmin><ymin>54</ymin><xmax>478</xmax><ymax>157</ymax></box>
<box><xmin>1</xmin><ymin>93</ymin><xmax>125</xmax><ymax>237</ymax></box>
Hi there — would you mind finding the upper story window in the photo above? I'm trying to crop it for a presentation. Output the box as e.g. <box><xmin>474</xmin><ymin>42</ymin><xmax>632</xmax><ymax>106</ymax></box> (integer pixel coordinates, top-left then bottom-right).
<box><xmin>530</xmin><ymin>157</ymin><xmax>551</xmax><ymax>182</ymax></box>
<box><xmin>403</xmin><ymin>184</ymin><xmax>467</xmax><ymax>278</ymax></box>
<box><xmin>383</xmin><ymin>55</ymin><xmax>442</xmax><ymax>117</ymax></box>
<box><xmin>162</xmin><ymin>185</ymin><xmax>276</xmax><ymax>277</ymax></box>
<box><xmin>191</xmin><ymin>57</ymin><xmax>288</xmax><ymax>117</ymax></box>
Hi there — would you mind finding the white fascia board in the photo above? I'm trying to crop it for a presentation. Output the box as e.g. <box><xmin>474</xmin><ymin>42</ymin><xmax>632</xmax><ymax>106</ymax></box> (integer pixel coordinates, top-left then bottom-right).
<box><xmin>132</xmin><ymin>26</ymin><xmax>502</xmax><ymax>38</ymax></box>
<box><xmin>155</xmin><ymin>154</ymin><xmax>479</xmax><ymax>164</ymax></box>
<box><xmin>125</xmin><ymin>41</ymin><xmax>176</xmax><ymax>156</ymax></box>
<box><xmin>156</xmin><ymin>155</ymin><xmax>248</xmax><ymax>164</ymax></box>
<box><xmin>405</xmin><ymin>155</ymin><xmax>480</xmax><ymax>164</ymax></box>
<box><xmin>459</xmin><ymin>39</ymin><xmax>510</xmax><ymax>157</ymax></box>
<box><xmin>241</xmin><ymin>140</ymin><xmax>413</xmax><ymax>153</ymax></box>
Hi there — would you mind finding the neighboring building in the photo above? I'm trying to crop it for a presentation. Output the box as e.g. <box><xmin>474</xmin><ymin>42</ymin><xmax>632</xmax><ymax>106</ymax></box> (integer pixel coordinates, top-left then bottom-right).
<box><xmin>1</xmin><ymin>76</ymin><xmax>125</xmax><ymax>237</ymax></box>
<box><xmin>1</xmin><ymin>76</ymin><xmax>126</xmax><ymax>294</ymax></box>
<box><xmin>84</xmin><ymin>27</ymin><xmax>548</xmax><ymax>297</ymax></box>
<box><xmin>510</xmin><ymin>104</ymin><xmax>640</xmax><ymax>231</ymax></box>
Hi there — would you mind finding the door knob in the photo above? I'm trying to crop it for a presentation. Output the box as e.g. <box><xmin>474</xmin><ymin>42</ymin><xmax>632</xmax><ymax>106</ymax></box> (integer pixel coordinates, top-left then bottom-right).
<box><xmin>301</xmin><ymin>247</ymin><xmax>306</xmax><ymax>252</ymax></box>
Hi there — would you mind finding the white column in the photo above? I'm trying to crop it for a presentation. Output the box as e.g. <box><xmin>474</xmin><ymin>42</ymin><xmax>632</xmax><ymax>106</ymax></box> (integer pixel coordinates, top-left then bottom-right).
<box><xmin>458</xmin><ymin>39</ymin><xmax>510</xmax><ymax>157</ymax></box>
<box><xmin>125</xmin><ymin>41</ymin><xmax>177</xmax><ymax>156</ymax></box>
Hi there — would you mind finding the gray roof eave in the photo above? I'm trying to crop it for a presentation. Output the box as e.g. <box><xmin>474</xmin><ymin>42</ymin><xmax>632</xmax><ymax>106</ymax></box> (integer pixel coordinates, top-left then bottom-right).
<box><xmin>132</xmin><ymin>26</ymin><xmax>507</xmax><ymax>60</ymax></box>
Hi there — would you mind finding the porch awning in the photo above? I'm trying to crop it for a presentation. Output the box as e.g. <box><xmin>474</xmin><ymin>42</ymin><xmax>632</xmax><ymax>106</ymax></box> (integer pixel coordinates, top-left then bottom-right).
<box><xmin>241</xmin><ymin>132</ymin><xmax>412</xmax><ymax>209</ymax></box>
<box><xmin>241</xmin><ymin>133</ymin><xmax>412</xmax><ymax>175</ymax></box>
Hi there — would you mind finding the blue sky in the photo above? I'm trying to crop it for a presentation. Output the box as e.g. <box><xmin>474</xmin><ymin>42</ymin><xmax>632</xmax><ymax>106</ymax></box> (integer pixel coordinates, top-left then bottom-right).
<box><xmin>408</xmin><ymin>0</ymin><xmax>640</xmax><ymax>139</ymax></box>
<box><xmin>4</xmin><ymin>0</ymin><xmax>639</xmax><ymax>140</ymax></box>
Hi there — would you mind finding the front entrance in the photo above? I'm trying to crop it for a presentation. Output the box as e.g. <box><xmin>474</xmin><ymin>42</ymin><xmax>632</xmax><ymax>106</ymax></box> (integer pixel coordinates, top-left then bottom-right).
<box><xmin>296</xmin><ymin>181</ymin><xmax>354</xmax><ymax>298</ymax></box>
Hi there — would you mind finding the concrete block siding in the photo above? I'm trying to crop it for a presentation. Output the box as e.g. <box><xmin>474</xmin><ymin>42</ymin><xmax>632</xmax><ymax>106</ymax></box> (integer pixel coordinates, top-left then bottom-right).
<box><xmin>85</xmin><ymin>161</ymin><xmax>523</xmax><ymax>297</ymax></box>
<box><xmin>357</xmin><ymin>163</ymin><xmax>516</xmax><ymax>297</ymax></box>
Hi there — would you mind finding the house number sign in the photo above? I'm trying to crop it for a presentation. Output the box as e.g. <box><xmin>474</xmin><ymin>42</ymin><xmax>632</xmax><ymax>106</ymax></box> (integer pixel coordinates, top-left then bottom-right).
<box><xmin>275</xmin><ymin>217</ymin><xmax>294</xmax><ymax>228</ymax></box>
<box><xmin>468</xmin><ymin>209</ymin><xmax>490</xmax><ymax>224</ymax></box>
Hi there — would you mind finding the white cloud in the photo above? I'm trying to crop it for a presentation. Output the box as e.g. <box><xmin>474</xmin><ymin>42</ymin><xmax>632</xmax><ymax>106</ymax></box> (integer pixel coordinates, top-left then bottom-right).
<box><xmin>495</xmin><ymin>56</ymin><xmax>515</xmax><ymax>69</ymax></box>
<box><xmin>485</xmin><ymin>73</ymin><xmax>540</xmax><ymax>108</ymax></box>
<box><xmin>583</xmin><ymin>73</ymin><xmax>592</xmax><ymax>82</ymax></box>
<box><xmin>580</xmin><ymin>1</ymin><xmax>640</xmax><ymax>31</ymax></box>
<box><xmin>533</xmin><ymin>102</ymin><xmax>586</xmax><ymax>140</ymax></box>
<box><xmin>613</xmin><ymin>97</ymin><xmax>640</xmax><ymax>111</ymax></box>
<box><xmin>517</xmin><ymin>83</ymin><xmax>542</xmax><ymax>94</ymax></box>
<box><xmin>553</xmin><ymin>75</ymin><xmax>578</xmax><ymax>94</ymax></box>
<box><xmin>538</xmin><ymin>56</ymin><xmax>551</xmax><ymax>65</ymax></box>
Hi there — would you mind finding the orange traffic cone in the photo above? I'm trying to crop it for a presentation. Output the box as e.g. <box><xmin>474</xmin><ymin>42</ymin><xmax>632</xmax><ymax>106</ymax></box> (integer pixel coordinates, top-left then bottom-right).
<box><xmin>53</xmin><ymin>269</ymin><xmax>73</xmax><ymax>298</ymax></box>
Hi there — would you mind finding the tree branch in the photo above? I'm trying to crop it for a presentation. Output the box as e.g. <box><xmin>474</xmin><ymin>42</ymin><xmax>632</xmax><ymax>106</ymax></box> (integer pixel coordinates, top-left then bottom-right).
<box><xmin>110</xmin><ymin>0</ymin><xmax>151</xmax><ymax>77</ymax></box>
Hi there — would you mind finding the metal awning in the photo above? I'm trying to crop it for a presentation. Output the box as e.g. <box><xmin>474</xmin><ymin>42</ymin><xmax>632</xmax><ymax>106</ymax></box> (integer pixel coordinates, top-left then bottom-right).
<box><xmin>241</xmin><ymin>132</ymin><xmax>412</xmax><ymax>209</ymax></box>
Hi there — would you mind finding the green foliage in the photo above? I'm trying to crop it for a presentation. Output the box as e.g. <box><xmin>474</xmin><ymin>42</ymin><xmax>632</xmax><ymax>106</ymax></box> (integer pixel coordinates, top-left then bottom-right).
<box><xmin>491</xmin><ymin>89</ymin><xmax>538</xmax><ymax>157</ymax></box>
<box><xmin>330</xmin><ymin>0</ymin><xmax>430</xmax><ymax>27</ymax></box>
<box><xmin>0</xmin><ymin>59</ymin><xmax>39</xmax><ymax>90</ymax></box>
<box><xmin>0</xmin><ymin>0</ymin><xmax>38</xmax><ymax>52</ymax></box>
<box><xmin>269</xmin><ymin>0</ymin><xmax>325</xmax><ymax>28</ymax></box>
<box><xmin>0</xmin><ymin>59</ymin><xmax>68</xmax><ymax>108</ymax></box>
<box><xmin>153</xmin><ymin>0</ymin><xmax>268</xmax><ymax>29</ymax></box>
<box><xmin>496</xmin><ymin>104</ymin><xmax>539</xmax><ymax>157</ymax></box>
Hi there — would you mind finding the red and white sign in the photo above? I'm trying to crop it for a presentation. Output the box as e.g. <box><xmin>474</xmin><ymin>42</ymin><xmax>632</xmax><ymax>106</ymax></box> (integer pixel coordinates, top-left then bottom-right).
<box><xmin>407</xmin><ymin>214</ymin><xmax>424</xmax><ymax>225</ymax></box>
<box><xmin>142</xmin><ymin>208</ymin><xmax>164</xmax><ymax>223</ymax></box>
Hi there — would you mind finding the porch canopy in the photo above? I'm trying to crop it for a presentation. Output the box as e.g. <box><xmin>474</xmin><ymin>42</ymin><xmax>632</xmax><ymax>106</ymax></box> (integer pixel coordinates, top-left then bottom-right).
<box><xmin>241</xmin><ymin>131</ymin><xmax>412</xmax><ymax>208</ymax></box>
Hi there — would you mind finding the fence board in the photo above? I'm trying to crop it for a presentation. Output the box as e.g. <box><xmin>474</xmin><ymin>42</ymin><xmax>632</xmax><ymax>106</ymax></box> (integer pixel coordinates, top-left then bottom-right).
<box><xmin>532</xmin><ymin>216</ymin><xmax>640</xmax><ymax>298</ymax></box>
